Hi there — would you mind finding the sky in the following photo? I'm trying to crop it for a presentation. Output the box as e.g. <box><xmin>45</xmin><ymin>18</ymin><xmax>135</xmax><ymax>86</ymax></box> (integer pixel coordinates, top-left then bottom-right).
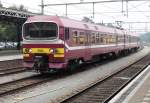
<box><xmin>1</xmin><ymin>0</ymin><xmax>150</xmax><ymax>35</ymax></box>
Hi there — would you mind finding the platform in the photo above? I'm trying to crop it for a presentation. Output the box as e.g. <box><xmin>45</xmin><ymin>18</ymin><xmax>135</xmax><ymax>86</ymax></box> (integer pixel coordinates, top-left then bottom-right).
<box><xmin>0</xmin><ymin>50</ymin><xmax>22</xmax><ymax>61</ymax></box>
<box><xmin>0</xmin><ymin>54</ymin><xmax>22</xmax><ymax>61</ymax></box>
<box><xmin>109</xmin><ymin>65</ymin><xmax>150</xmax><ymax>103</ymax></box>
<box><xmin>127</xmin><ymin>66</ymin><xmax>150</xmax><ymax>103</ymax></box>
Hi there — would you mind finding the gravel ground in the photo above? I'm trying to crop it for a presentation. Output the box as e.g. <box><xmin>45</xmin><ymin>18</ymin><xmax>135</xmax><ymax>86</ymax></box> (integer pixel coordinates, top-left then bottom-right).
<box><xmin>0</xmin><ymin>47</ymin><xmax>150</xmax><ymax>103</ymax></box>
<box><xmin>0</xmin><ymin>71</ymin><xmax>39</xmax><ymax>84</ymax></box>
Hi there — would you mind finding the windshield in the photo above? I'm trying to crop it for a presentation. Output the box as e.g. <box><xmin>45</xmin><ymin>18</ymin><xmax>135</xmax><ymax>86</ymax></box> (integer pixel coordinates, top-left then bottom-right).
<box><xmin>23</xmin><ymin>22</ymin><xmax>58</xmax><ymax>40</ymax></box>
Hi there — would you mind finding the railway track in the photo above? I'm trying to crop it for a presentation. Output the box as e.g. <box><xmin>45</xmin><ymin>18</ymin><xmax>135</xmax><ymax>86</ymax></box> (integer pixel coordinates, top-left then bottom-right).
<box><xmin>0</xmin><ymin>59</ymin><xmax>22</xmax><ymax>69</ymax></box>
<box><xmin>0</xmin><ymin>67</ymin><xmax>26</xmax><ymax>76</ymax></box>
<box><xmin>0</xmin><ymin>51</ymin><xmax>147</xmax><ymax>98</ymax></box>
<box><xmin>0</xmin><ymin>58</ymin><xmax>111</xmax><ymax>96</ymax></box>
<box><xmin>0</xmin><ymin>59</ymin><xmax>26</xmax><ymax>77</ymax></box>
<box><xmin>0</xmin><ymin>59</ymin><xmax>26</xmax><ymax>76</ymax></box>
<box><xmin>61</xmin><ymin>53</ymin><xmax>150</xmax><ymax>103</ymax></box>
<box><xmin>0</xmin><ymin>74</ymin><xmax>55</xmax><ymax>96</ymax></box>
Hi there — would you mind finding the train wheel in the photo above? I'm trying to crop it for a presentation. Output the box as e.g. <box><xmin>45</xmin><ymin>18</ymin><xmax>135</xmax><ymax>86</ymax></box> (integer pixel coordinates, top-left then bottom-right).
<box><xmin>66</xmin><ymin>59</ymin><xmax>79</xmax><ymax>73</ymax></box>
<box><xmin>111</xmin><ymin>52</ymin><xmax>118</xmax><ymax>59</ymax></box>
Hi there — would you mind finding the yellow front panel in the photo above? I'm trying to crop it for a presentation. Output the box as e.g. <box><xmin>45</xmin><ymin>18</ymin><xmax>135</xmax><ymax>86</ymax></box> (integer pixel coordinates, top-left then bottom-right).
<box><xmin>56</xmin><ymin>48</ymin><xmax>64</xmax><ymax>53</ymax></box>
<box><xmin>23</xmin><ymin>48</ymin><xmax>64</xmax><ymax>54</ymax></box>
<box><xmin>54</xmin><ymin>54</ymin><xmax>64</xmax><ymax>57</ymax></box>
<box><xmin>32</xmin><ymin>48</ymin><xmax>50</xmax><ymax>54</ymax></box>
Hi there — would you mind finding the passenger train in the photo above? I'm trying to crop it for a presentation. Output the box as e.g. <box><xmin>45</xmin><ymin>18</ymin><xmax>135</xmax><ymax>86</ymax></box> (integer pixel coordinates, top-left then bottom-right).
<box><xmin>22</xmin><ymin>16</ymin><xmax>141</xmax><ymax>73</ymax></box>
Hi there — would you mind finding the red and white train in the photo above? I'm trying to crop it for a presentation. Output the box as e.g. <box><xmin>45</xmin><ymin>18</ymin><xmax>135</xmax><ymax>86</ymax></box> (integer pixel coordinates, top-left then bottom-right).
<box><xmin>22</xmin><ymin>16</ymin><xmax>141</xmax><ymax>72</ymax></box>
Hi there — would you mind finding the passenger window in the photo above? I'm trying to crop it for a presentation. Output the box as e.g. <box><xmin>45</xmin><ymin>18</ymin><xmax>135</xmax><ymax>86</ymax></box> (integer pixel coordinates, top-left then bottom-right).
<box><xmin>96</xmin><ymin>33</ymin><xmax>99</xmax><ymax>44</ymax></box>
<box><xmin>103</xmin><ymin>34</ymin><xmax>106</xmax><ymax>44</ymax></box>
<box><xmin>109</xmin><ymin>35</ymin><xmax>113</xmax><ymax>43</ymax></box>
<box><xmin>79</xmin><ymin>32</ymin><xmax>85</xmax><ymax>45</ymax></box>
<box><xmin>91</xmin><ymin>33</ymin><xmax>96</xmax><ymax>44</ymax></box>
<box><xmin>100</xmin><ymin>34</ymin><xmax>103</xmax><ymax>43</ymax></box>
<box><xmin>72</xmin><ymin>31</ymin><xmax>79</xmax><ymax>46</ymax></box>
<box><xmin>112</xmin><ymin>35</ymin><xmax>116</xmax><ymax>43</ymax></box>
<box><xmin>118</xmin><ymin>35</ymin><xmax>122</xmax><ymax>43</ymax></box>
<box><xmin>85</xmin><ymin>33</ymin><xmax>89</xmax><ymax>44</ymax></box>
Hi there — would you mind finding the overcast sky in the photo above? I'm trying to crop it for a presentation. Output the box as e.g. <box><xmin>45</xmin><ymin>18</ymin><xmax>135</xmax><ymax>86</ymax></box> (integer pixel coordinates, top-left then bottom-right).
<box><xmin>1</xmin><ymin>0</ymin><xmax>150</xmax><ymax>34</ymax></box>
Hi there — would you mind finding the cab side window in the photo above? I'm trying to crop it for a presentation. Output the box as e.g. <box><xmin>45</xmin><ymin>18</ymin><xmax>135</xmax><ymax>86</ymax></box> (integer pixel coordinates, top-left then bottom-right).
<box><xmin>65</xmin><ymin>28</ymin><xmax>69</xmax><ymax>40</ymax></box>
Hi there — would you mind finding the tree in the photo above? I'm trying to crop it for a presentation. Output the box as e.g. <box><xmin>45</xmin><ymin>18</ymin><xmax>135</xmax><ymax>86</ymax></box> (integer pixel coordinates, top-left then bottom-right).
<box><xmin>18</xmin><ymin>5</ymin><xmax>28</xmax><ymax>12</ymax></box>
<box><xmin>8</xmin><ymin>5</ymin><xmax>18</xmax><ymax>10</ymax></box>
<box><xmin>140</xmin><ymin>32</ymin><xmax>150</xmax><ymax>43</ymax></box>
<box><xmin>0</xmin><ymin>22</ymin><xmax>17</xmax><ymax>42</ymax></box>
<box><xmin>0</xmin><ymin>0</ymin><xmax>3</xmax><ymax>7</ymax></box>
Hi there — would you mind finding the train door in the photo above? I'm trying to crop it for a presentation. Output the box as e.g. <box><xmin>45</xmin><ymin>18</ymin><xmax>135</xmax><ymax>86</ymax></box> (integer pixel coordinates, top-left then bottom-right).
<box><xmin>123</xmin><ymin>31</ymin><xmax>126</xmax><ymax>49</ymax></box>
<box><xmin>84</xmin><ymin>31</ymin><xmax>91</xmax><ymax>61</ymax></box>
<box><xmin>114</xmin><ymin>28</ymin><xmax>118</xmax><ymax>47</ymax></box>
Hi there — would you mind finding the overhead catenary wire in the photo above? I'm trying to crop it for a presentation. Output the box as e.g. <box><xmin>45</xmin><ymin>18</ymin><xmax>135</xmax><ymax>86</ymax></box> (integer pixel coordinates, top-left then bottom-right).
<box><xmin>2</xmin><ymin>0</ymin><xmax>150</xmax><ymax>34</ymax></box>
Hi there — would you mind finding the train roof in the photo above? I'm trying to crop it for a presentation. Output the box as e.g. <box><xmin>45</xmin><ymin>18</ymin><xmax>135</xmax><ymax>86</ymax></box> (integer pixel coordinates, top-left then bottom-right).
<box><xmin>26</xmin><ymin>15</ymin><xmax>129</xmax><ymax>35</ymax></box>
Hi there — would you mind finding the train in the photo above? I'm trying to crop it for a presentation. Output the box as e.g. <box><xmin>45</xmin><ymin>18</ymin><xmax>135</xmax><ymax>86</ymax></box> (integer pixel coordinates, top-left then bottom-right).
<box><xmin>22</xmin><ymin>15</ymin><xmax>141</xmax><ymax>73</ymax></box>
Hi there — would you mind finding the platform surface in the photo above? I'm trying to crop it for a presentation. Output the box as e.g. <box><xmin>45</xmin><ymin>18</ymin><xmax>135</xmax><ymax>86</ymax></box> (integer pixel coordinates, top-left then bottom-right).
<box><xmin>124</xmin><ymin>65</ymin><xmax>150</xmax><ymax>103</ymax></box>
<box><xmin>109</xmin><ymin>65</ymin><xmax>150</xmax><ymax>103</ymax></box>
<box><xmin>0</xmin><ymin>49</ymin><xmax>22</xmax><ymax>61</ymax></box>
<box><xmin>0</xmin><ymin>54</ymin><xmax>22</xmax><ymax>61</ymax></box>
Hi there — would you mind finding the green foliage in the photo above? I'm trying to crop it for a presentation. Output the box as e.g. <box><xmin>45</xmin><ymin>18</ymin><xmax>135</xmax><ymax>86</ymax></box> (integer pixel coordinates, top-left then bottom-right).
<box><xmin>0</xmin><ymin>2</ymin><xmax>2</xmax><ymax>7</ymax></box>
<box><xmin>0</xmin><ymin>22</ymin><xmax>17</xmax><ymax>41</ymax></box>
<box><xmin>0</xmin><ymin>0</ymin><xmax>3</xmax><ymax>7</ymax></box>
<box><xmin>140</xmin><ymin>32</ymin><xmax>150</xmax><ymax>43</ymax></box>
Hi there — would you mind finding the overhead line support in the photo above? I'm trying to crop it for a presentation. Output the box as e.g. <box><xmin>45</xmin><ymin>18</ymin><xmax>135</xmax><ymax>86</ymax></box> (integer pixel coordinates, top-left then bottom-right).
<box><xmin>66</xmin><ymin>4</ymin><xmax>68</xmax><ymax>16</ymax></box>
<box><xmin>41</xmin><ymin>0</ymin><xmax>150</xmax><ymax>6</ymax></box>
<box><xmin>93</xmin><ymin>2</ymin><xmax>95</xmax><ymax>18</ymax></box>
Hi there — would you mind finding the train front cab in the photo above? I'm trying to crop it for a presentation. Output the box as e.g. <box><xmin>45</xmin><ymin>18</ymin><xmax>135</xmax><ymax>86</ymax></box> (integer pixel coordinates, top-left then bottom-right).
<box><xmin>22</xmin><ymin>21</ymin><xmax>67</xmax><ymax>72</ymax></box>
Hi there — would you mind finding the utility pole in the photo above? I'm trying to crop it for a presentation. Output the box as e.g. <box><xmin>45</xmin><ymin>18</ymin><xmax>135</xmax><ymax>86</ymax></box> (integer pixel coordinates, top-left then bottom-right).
<box><xmin>41</xmin><ymin>0</ymin><xmax>44</xmax><ymax>15</ymax></box>
<box><xmin>65</xmin><ymin>4</ymin><xmax>68</xmax><ymax>17</ymax></box>
<box><xmin>92</xmin><ymin>2</ymin><xmax>95</xmax><ymax>18</ymax></box>
<box><xmin>122</xmin><ymin>0</ymin><xmax>124</xmax><ymax>13</ymax></box>
<box><xmin>126</xmin><ymin>0</ymin><xmax>128</xmax><ymax>17</ymax></box>
<box><xmin>145</xmin><ymin>22</ymin><xmax>148</xmax><ymax>32</ymax></box>
<box><xmin>0</xmin><ymin>0</ymin><xmax>3</xmax><ymax>7</ymax></box>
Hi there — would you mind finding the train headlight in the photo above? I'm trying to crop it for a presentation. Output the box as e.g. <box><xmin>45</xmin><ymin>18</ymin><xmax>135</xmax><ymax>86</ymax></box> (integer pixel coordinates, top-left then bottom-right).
<box><xmin>24</xmin><ymin>48</ymin><xmax>32</xmax><ymax>53</ymax></box>
<box><xmin>49</xmin><ymin>49</ymin><xmax>54</xmax><ymax>53</ymax></box>
<box><xmin>29</xmin><ymin>48</ymin><xmax>32</xmax><ymax>53</ymax></box>
<box><xmin>49</xmin><ymin>48</ymin><xmax>64</xmax><ymax>54</ymax></box>
<box><xmin>24</xmin><ymin>48</ymin><xmax>29</xmax><ymax>53</ymax></box>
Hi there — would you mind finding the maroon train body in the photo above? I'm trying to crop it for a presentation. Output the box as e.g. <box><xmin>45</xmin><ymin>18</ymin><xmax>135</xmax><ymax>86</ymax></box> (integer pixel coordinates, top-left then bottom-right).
<box><xmin>22</xmin><ymin>16</ymin><xmax>140</xmax><ymax>72</ymax></box>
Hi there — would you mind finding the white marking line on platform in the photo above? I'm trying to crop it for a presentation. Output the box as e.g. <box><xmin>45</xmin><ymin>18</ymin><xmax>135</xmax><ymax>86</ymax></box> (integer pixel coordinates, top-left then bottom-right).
<box><xmin>143</xmin><ymin>97</ymin><xmax>150</xmax><ymax>101</ymax></box>
<box><xmin>146</xmin><ymin>94</ymin><xmax>150</xmax><ymax>96</ymax></box>
<box><xmin>141</xmin><ymin>102</ymin><xmax>148</xmax><ymax>103</ymax></box>
<box><xmin>108</xmin><ymin>65</ymin><xmax>150</xmax><ymax>103</ymax></box>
